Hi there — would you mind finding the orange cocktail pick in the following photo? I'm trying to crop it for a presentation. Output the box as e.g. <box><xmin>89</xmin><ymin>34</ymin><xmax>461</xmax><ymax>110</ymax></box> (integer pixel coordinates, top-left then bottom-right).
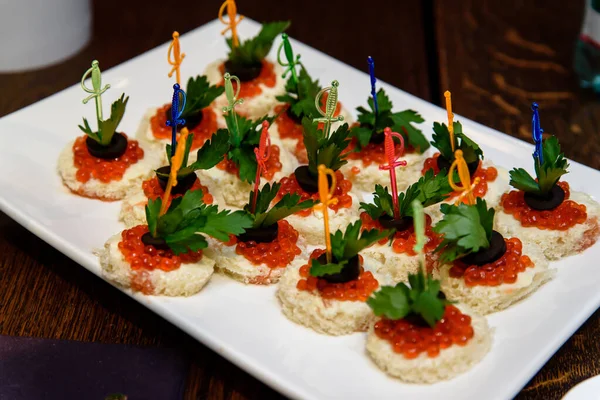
<box><xmin>444</xmin><ymin>90</ymin><xmax>455</xmax><ymax>152</ymax></box>
<box><xmin>252</xmin><ymin>121</ymin><xmax>272</xmax><ymax>213</ymax></box>
<box><xmin>314</xmin><ymin>165</ymin><xmax>338</xmax><ymax>263</ymax></box>
<box><xmin>159</xmin><ymin>127</ymin><xmax>190</xmax><ymax>216</ymax></box>
<box><xmin>448</xmin><ymin>149</ymin><xmax>480</xmax><ymax>206</ymax></box>
<box><xmin>219</xmin><ymin>0</ymin><xmax>244</xmax><ymax>48</ymax></box>
<box><xmin>167</xmin><ymin>31</ymin><xmax>186</xmax><ymax>85</ymax></box>
<box><xmin>378</xmin><ymin>127</ymin><xmax>407</xmax><ymax>219</ymax></box>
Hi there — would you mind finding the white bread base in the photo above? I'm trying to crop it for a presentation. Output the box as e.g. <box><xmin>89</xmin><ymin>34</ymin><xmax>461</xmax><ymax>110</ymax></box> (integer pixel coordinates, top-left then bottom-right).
<box><xmin>426</xmin><ymin>162</ymin><xmax>510</xmax><ymax>224</ymax></box>
<box><xmin>495</xmin><ymin>190</ymin><xmax>600</xmax><ymax>260</ymax></box>
<box><xmin>211</xmin><ymin>235</ymin><xmax>308</xmax><ymax>285</ymax></box>
<box><xmin>57</xmin><ymin>138</ymin><xmax>162</xmax><ymax>201</ymax></box>
<box><xmin>204</xmin><ymin>59</ymin><xmax>287</xmax><ymax>120</ymax></box>
<box><xmin>366</xmin><ymin>305</ymin><xmax>492</xmax><ymax>384</ymax></box>
<box><xmin>285</xmin><ymin>197</ymin><xmax>359</xmax><ymax>245</ymax></box>
<box><xmin>119</xmin><ymin>189</ymin><xmax>148</xmax><ymax>228</ymax></box>
<box><xmin>276</xmin><ymin>262</ymin><xmax>377</xmax><ymax>335</ymax></box>
<box><xmin>362</xmin><ymin>243</ymin><xmax>436</xmax><ymax>284</ymax></box>
<box><xmin>100</xmin><ymin>231</ymin><xmax>215</xmax><ymax>296</ymax></box>
<box><xmin>340</xmin><ymin>151</ymin><xmax>427</xmax><ymax>195</ymax></box>
<box><xmin>436</xmin><ymin>243</ymin><xmax>553</xmax><ymax>315</ymax></box>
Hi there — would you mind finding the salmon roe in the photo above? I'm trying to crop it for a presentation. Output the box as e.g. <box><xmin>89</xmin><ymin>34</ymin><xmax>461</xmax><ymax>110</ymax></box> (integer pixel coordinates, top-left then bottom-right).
<box><xmin>217</xmin><ymin>144</ymin><xmax>282</xmax><ymax>180</ymax></box>
<box><xmin>501</xmin><ymin>181</ymin><xmax>587</xmax><ymax>230</ymax></box>
<box><xmin>130</xmin><ymin>271</ymin><xmax>154</xmax><ymax>295</ymax></box>
<box><xmin>219</xmin><ymin>60</ymin><xmax>277</xmax><ymax>99</ymax></box>
<box><xmin>421</xmin><ymin>153</ymin><xmax>497</xmax><ymax>202</ymax></box>
<box><xmin>142</xmin><ymin>176</ymin><xmax>213</xmax><ymax>205</ymax></box>
<box><xmin>118</xmin><ymin>225</ymin><xmax>203</xmax><ymax>272</ymax></box>
<box><xmin>450</xmin><ymin>237</ymin><xmax>533</xmax><ymax>287</ymax></box>
<box><xmin>150</xmin><ymin>104</ymin><xmax>218</xmax><ymax>150</ymax></box>
<box><xmin>374</xmin><ymin>305</ymin><xmax>474</xmax><ymax>359</ymax></box>
<box><xmin>276</xmin><ymin>170</ymin><xmax>353</xmax><ymax>216</ymax></box>
<box><xmin>73</xmin><ymin>134</ymin><xmax>144</xmax><ymax>184</ymax></box>
<box><xmin>344</xmin><ymin>136</ymin><xmax>417</xmax><ymax>168</ymax></box>
<box><xmin>296</xmin><ymin>249</ymin><xmax>379</xmax><ymax>301</ymax></box>
<box><xmin>229</xmin><ymin>220</ymin><xmax>301</xmax><ymax>268</ymax></box>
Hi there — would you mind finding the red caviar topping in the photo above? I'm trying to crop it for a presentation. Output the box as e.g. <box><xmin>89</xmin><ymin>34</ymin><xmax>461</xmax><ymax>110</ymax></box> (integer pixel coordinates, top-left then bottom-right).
<box><xmin>276</xmin><ymin>170</ymin><xmax>353</xmax><ymax>216</ymax></box>
<box><xmin>150</xmin><ymin>105</ymin><xmax>218</xmax><ymax>151</ymax></box>
<box><xmin>216</xmin><ymin>144</ymin><xmax>282</xmax><ymax>180</ymax></box>
<box><xmin>374</xmin><ymin>305</ymin><xmax>474</xmax><ymax>359</ymax></box>
<box><xmin>345</xmin><ymin>136</ymin><xmax>416</xmax><ymax>167</ymax></box>
<box><xmin>501</xmin><ymin>181</ymin><xmax>587</xmax><ymax>230</ymax></box>
<box><xmin>450</xmin><ymin>237</ymin><xmax>533</xmax><ymax>286</ymax></box>
<box><xmin>218</xmin><ymin>60</ymin><xmax>277</xmax><ymax>99</ymax></box>
<box><xmin>118</xmin><ymin>225</ymin><xmax>203</xmax><ymax>272</ymax></box>
<box><xmin>230</xmin><ymin>220</ymin><xmax>301</xmax><ymax>268</ymax></box>
<box><xmin>130</xmin><ymin>271</ymin><xmax>154</xmax><ymax>295</ymax></box>
<box><xmin>73</xmin><ymin>134</ymin><xmax>144</xmax><ymax>184</ymax></box>
<box><xmin>142</xmin><ymin>176</ymin><xmax>213</xmax><ymax>205</ymax></box>
<box><xmin>421</xmin><ymin>153</ymin><xmax>497</xmax><ymax>202</ymax></box>
<box><xmin>296</xmin><ymin>249</ymin><xmax>379</xmax><ymax>302</ymax></box>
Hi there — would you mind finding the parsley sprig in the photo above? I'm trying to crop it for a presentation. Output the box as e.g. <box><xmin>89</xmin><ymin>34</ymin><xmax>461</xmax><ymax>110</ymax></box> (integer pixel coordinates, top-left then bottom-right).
<box><xmin>79</xmin><ymin>94</ymin><xmax>128</xmax><ymax>146</ymax></box>
<box><xmin>509</xmin><ymin>136</ymin><xmax>569</xmax><ymax>196</ymax></box>
<box><xmin>303</xmin><ymin>117</ymin><xmax>351</xmax><ymax>177</ymax></box>
<box><xmin>276</xmin><ymin>67</ymin><xmax>323</xmax><ymax>121</ymax></box>
<box><xmin>431</xmin><ymin>121</ymin><xmax>483</xmax><ymax>166</ymax></box>
<box><xmin>351</xmin><ymin>88</ymin><xmax>429</xmax><ymax>152</ymax></box>
<box><xmin>159</xmin><ymin>130</ymin><xmax>230</xmax><ymax>179</ymax></box>
<box><xmin>243</xmin><ymin>182</ymin><xmax>315</xmax><ymax>228</ymax></box>
<box><xmin>227</xmin><ymin>21</ymin><xmax>290</xmax><ymax>67</ymax></box>
<box><xmin>180</xmin><ymin>75</ymin><xmax>224</xmax><ymax>120</ymax></box>
<box><xmin>310</xmin><ymin>220</ymin><xmax>390</xmax><ymax>277</ymax></box>
<box><xmin>145</xmin><ymin>189</ymin><xmax>252</xmax><ymax>255</ymax></box>
<box><xmin>360</xmin><ymin>169</ymin><xmax>453</xmax><ymax>221</ymax></box>
<box><xmin>367</xmin><ymin>269</ymin><xmax>450</xmax><ymax>327</ymax></box>
<box><xmin>433</xmin><ymin>198</ymin><xmax>495</xmax><ymax>264</ymax></box>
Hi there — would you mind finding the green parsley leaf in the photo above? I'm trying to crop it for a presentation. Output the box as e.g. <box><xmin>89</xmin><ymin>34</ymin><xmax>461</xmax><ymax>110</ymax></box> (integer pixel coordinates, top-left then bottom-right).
<box><xmin>261</xmin><ymin>194</ymin><xmax>315</xmax><ymax>228</ymax></box>
<box><xmin>276</xmin><ymin>67</ymin><xmax>323</xmax><ymax>120</ymax></box>
<box><xmin>433</xmin><ymin>198</ymin><xmax>495</xmax><ymax>263</ymax></box>
<box><xmin>196</xmin><ymin>207</ymin><xmax>253</xmax><ymax>242</ymax></box>
<box><xmin>181</xmin><ymin>75</ymin><xmax>224</xmax><ymax>119</ymax></box>
<box><xmin>79</xmin><ymin>94</ymin><xmax>128</xmax><ymax>146</ymax></box>
<box><xmin>431</xmin><ymin>121</ymin><xmax>483</xmax><ymax>165</ymax></box>
<box><xmin>509</xmin><ymin>168</ymin><xmax>540</xmax><ymax>194</ymax></box>
<box><xmin>145</xmin><ymin>197</ymin><xmax>161</xmax><ymax>237</ymax></box>
<box><xmin>227</xmin><ymin>21</ymin><xmax>290</xmax><ymax>67</ymax></box>
<box><xmin>390</xmin><ymin>110</ymin><xmax>429</xmax><ymax>153</ymax></box>
<box><xmin>367</xmin><ymin>283</ymin><xmax>411</xmax><ymax>320</ymax></box>
<box><xmin>302</xmin><ymin>117</ymin><xmax>351</xmax><ymax>175</ymax></box>
<box><xmin>309</xmin><ymin>257</ymin><xmax>347</xmax><ymax>277</ymax></box>
<box><xmin>181</xmin><ymin>129</ymin><xmax>230</xmax><ymax>174</ymax></box>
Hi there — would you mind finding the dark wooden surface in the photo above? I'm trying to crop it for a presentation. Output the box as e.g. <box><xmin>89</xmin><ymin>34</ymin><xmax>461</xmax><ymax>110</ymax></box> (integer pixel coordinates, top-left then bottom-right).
<box><xmin>0</xmin><ymin>0</ymin><xmax>597</xmax><ymax>398</ymax></box>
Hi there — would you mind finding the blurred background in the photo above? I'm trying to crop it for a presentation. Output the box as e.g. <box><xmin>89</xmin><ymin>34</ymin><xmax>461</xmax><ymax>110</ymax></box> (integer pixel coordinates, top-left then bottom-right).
<box><xmin>1</xmin><ymin>1</ymin><xmax>599</xmax><ymax>399</ymax></box>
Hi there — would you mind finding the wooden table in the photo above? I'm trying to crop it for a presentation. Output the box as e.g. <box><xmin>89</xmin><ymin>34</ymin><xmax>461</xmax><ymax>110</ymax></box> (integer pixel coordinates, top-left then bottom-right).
<box><xmin>1</xmin><ymin>0</ymin><xmax>598</xmax><ymax>398</ymax></box>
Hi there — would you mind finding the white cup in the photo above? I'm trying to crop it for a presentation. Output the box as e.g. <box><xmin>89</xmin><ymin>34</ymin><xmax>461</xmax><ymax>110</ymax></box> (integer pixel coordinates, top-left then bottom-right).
<box><xmin>0</xmin><ymin>0</ymin><xmax>92</xmax><ymax>72</ymax></box>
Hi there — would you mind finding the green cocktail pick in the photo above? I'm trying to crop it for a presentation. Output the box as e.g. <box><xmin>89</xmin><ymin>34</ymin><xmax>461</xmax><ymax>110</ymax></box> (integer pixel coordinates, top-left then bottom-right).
<box><xmin>313</xmin><ymin>80</ymin><xmax>344</xmax><ymax>138</ymax></box>
<box><xmin>411</xmin><ymin>199</ymin><xmax>427</xmax><ymax>278</ymax></box>
<box><xmin>222</xmin><ymin>72</ymin><xmax>244</xmax><ymax>146</ymax></box>
<box><xmin>81</xmin><ymin>60</ymin><xmax>110</xmax><ymax>129</ymax></box>
<box><xmin>277</xmin><ymin>33</ymin><xmax>301</xmax><ymax>85</ymax></box>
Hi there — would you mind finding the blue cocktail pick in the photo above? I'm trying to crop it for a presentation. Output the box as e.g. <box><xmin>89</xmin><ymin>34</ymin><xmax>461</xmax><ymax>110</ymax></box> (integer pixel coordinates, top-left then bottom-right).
<box><xmin>531</xmin><ymin>102</ymin><xmax>543</xmax><ymax>164</ymax></box>
<box><xmin>368</xmin><ymin>56</ymin><xmax>379</xmax><ymax>116</ymax></box>
<box><xmin>166</xmin><ymin>83</ymin><xmax>187</xmax><ymax>157</ymax></box>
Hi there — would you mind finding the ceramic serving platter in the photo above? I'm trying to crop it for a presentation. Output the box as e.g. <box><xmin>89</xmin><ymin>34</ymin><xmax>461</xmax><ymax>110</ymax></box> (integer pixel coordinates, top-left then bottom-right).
<box><xmin>1</xmin><ymin>18</ymin><xmax>599</xmax><ymax>400</ymax></box>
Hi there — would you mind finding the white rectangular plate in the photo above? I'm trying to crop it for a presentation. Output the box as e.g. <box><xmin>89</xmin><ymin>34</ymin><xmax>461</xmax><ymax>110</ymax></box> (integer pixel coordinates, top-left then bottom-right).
<box><xmin>1</xmin><ymin>19</ymin><xmax>599</xmax><ymax>400</ymax></box>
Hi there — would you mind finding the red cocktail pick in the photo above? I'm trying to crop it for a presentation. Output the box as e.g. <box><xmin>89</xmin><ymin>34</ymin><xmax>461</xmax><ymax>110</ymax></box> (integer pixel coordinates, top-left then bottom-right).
<box><xmin>252</xmin><ymin>121</ymin><xmax>271</xmax><ymax>213</ymax></box>
<box><xmin>378</xmin><ymin>127</ymin><xmax>407</xmax><ymax>219</ymax></box>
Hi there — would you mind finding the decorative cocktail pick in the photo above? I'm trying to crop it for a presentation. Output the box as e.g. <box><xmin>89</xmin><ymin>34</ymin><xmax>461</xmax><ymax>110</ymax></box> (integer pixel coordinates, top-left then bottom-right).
<box><xmin>313</xmin><ymin>80</ymin><xmax>344</xmax><ymax>138</ymax></box>
<box><xmin>222</xmin><ymin>72</ymin><xmax>244</xmax><ymax>142</ymax></box>
<box><xmin>277</xmin><ymin>33</ymin><xmax>301</xmax><ymax>85</ymax></box>
<box><xmin>378</xmin><ymin>127</ymin><xmax>407</xmax><ymax>219</ymax></box>
<box><xmin>251</xmin><ymin>121</ymin><xmax>272</xmax><ymax>213</ymax></box>
<box><xmin>218</xmin><ymin>0</ymin><xmax>244</xmax><ymax>48</ymax></box>
<box><xmin>448</xmin><ymin>149</ymin><xmax>480</xmax><ymax>205</ymax></box>
<box><xmin>167</xmin><ymin>31</ymin><xmax>186</xmax><ymax>85</ymax></box>
<box><xmin>166</xmin><ymin>83</ymin><xmax>187</xmax><ymax>157</ymax></box>
<box><xmin>314</xmin><ymin>164</ymin><xmax>338</xmax><ymax>263</ymax></box>
<box><xmin>444</xmin><ymin>90</ymin><xmax>456</xmax><ymax>152</ymax></box>
<box><xmin>367</xmin><ymin>56</ymin><xmax>379</xmax><ymax>116</ymax></box>
<box><xmin>531</xmin><ymin>102</ymin><xmax>544</xmax><ymax>164</ymax></box>
<box><xmin>81</xmin><ymin>60</ymin><xmax>110</xmax><ymax>127</ymax></box>
<box><xmin>159</xmin><ymin>128</ymin><xmax>190</xmax><ymax>216</ymax></box>
<box><xmin>411</xmin><ymin>199</ymin><xmax>426</xmax><ymax>270</ymax></box>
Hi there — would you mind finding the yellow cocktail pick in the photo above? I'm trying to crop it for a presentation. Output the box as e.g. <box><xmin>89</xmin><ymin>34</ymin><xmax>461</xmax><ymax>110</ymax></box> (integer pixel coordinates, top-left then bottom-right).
<box><xmin>448</xmin><ymin>149</ymin><xmax>480</xmax><ymax>206</ymax></box>
<box><xmin>444</xmin><ymin>90</ymin><xmax>455</xmax><ymax>152</ymax></box>
<box><xmin>167</xmin><ymin>31</ymin><xmax>186</xmax><ymax>85</ymax></box>
<box><xmin>159</xmin><ymin>127</ymin><xmax>190</xmax><ymax>216</ymax></box>
<box><xmin>219</xmin><ymin>0</ymin><xmax>244</xmax><ymax>48</ymax></box>
<box><xmin>313</xmin><ymin>164</ymin><xmax>338</xmax><ymax>263</ymax></box>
